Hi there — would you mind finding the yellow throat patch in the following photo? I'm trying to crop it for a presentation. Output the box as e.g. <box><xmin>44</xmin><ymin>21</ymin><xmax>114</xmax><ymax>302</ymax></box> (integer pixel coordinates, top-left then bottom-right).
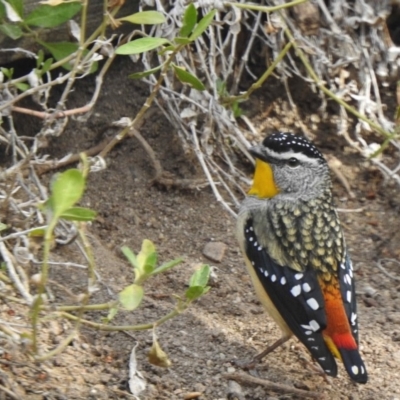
<box><xmin>248</xmin><ymin>159</ymin><xmax>280</xmax><ymax>198</ymax></box>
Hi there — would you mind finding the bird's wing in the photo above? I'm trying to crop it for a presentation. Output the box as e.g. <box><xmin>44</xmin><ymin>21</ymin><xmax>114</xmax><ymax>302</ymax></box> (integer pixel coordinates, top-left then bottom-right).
<box><xmin>244</xmin><ymin>218</ymin><xmax>338</xmax><ymax>376</ymax></box>
<box><xmin>338</xmin><ymin>251</ymin><xmax>359</xmax><ymax>344</ymax></box>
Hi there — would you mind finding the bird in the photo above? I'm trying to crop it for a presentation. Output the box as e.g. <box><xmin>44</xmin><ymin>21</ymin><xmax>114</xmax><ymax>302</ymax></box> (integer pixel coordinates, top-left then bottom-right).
<box><xmin>236</xmin><ymin>132</ymin><xmax>368</xmax><ymax>384</ymax></box>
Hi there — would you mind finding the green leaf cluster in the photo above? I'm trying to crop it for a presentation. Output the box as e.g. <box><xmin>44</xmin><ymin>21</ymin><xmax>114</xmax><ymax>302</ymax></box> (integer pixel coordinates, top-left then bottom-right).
<box><xmin>0</xmin><ymin>1</ymin><xmax>82</xmax><ymax>40</ymax></box>
<box><xmin>117</xmin><ymin>5</ymin><xmax>216</xmax><ymax>91</ymax></box>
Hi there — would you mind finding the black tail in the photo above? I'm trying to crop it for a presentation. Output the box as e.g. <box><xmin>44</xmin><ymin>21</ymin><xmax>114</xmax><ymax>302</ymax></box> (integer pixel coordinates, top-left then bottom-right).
<box><xmin>339</xmin><ymin>348</ymin><xmax>368</xmax><ymax>384</ymax></box>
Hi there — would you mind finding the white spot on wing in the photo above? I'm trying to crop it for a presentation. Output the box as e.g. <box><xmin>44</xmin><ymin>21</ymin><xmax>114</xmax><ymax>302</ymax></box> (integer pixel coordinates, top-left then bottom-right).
<box><xmin>309</xmin><ymin>320</ymin><xmax>320</xmax><ymax>331</ymax></box>
<box><xmin>302</xmin><ymin>283</ymin><xmax>311</xmax><ymax>292</ymax></box>
<box><xmin>294</xmin><ymin>273</ymin><xmax>303</xmax><ymax>280</ymax></box>
<box><xmin>271</xmin><ymin>274</ymin><xmax>277</xmax><ymax>282</ymax></box>
<box><xmin>280</xmin><ymin>277</ymin><xmax>286</xmax><ymax>285</ymax></box>
<box><xmin>306</xmin><ymin>298</ymin><xmax>319</xmax><ymax>310</ymax></box>
<box><xmin>291</xmin><ymin>285</ymin><xmax>301</xmax><ymax>297</ymax></box>
<box><xmin>351</xmin><ymin>365</ymin><xmax>359</xmax><ymax>375</ymax></box>
<box><xmin>263</xmin><ymin>270</ymin><xmax>268</xmax><ymax>277</ymax></box>
<box><xmin>346</xmin><ymin>290</ymin><xmax>352</xmax><ymax>303</ymax></box>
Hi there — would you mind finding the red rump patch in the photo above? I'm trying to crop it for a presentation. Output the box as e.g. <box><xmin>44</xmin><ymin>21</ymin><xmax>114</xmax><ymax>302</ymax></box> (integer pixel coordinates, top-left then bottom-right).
<box><xmin>332</xmin><ymin>332</ymin><xmax>357</xmax><ymax>350</ymax></box>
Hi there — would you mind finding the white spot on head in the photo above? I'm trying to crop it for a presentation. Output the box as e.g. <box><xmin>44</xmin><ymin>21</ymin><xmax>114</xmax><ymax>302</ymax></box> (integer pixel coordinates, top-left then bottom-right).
<box><xmin>346</xmin><ymin>290</ymin><xmax>352</xmax><ymax>303</ymax></box>
<box><xmin>294</xmin><ymin>273</ymin><xmax>303</xmax><ymax>280</ymax></box>
<box><xmin>280</xmin><ymin>277</ymin><xmax>286</xmax><ymax>285</ymax></box>
<box><xmin>351</xmin><ymin>365</ymin><xmax>359</xmax><ymax>375</ymax></box>
<box><xmin>291</xmin><ymin>284</ymin><xmax>301</xmax><ymax>297</ymax></box>
<box><xmin>271</xmin><ymin>274</ymin><xmax>277</xmax><ymax>282</ymax></box>
<box><xmin>307</xmin><ymin>298</ymin><xmax>319</xmax><ymax>310</ymax></box>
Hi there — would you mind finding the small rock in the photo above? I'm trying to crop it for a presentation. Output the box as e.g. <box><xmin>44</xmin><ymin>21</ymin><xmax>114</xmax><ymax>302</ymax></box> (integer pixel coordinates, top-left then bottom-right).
<box><xmin>193</xmin><ymin>383</ymin><xmax>206</xmax><ymax>393</ymax></box>
<box><xmin>387</xmin><ymin>312</ymin><xmax>400</xmax><ymax>324</ymax></box>
<box><xmin>202</xmin><ymin>241</ymin><xmax>227</xmax><ymax>263</ymax></box>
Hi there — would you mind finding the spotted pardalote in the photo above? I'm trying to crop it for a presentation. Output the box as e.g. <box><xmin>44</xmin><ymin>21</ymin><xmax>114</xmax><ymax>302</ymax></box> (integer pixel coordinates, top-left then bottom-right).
<box><xmin>237</xmin><ymin>132</ymin><xmax>367</xmax><ymax>383</ymax></box>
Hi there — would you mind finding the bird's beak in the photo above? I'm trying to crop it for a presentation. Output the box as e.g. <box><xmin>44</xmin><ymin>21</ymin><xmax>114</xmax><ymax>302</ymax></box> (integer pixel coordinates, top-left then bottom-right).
<box><xmin>249</xmin><ymin>145</ymin><xmax>270</xmax><ymax>164</ymax></box>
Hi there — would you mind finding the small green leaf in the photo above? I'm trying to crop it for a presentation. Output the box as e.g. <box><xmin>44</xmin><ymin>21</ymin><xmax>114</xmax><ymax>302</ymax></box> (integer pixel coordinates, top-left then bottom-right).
<box><xmin>28</xmin><ymin>228</ymin><xmax>46</xmax><ymax>238</ymax></box>
<box><xmin>116</xmin><ymin>37</ymin><xmax>170</xmax><ymax>55</ymax></box>
<box><xmin>39</xmin><ymin>58</ymin><xmax>54</xmax><ymax>76</ymax></box>
<box><xmin>119</xmin><ymin>284</ymin><xmax>144</xmax><ymax>311</ymax></box>
<box><xmin>137</xmin><ymin>239</ymin><xmax>157</xmax><ymax>274</ymax></box>
<box><xmin>103</xmin><ymin>306</ymin><xmax>118</xmax><ymax>322</ymax></box>
<box><xmin>0</xmin><ymin>222</ymin><xmax>8</xmax><ymax>232</ymax></box>
<box><xmin>189</xmin><ymin>9</ymin><xmax>216</xmax><ymax>41</ymax></box>
<box><xmin>7</xmin><ymin>0</ymin><xmax>23</xmax><ymax>17</ymax></box>
<box><xmin>174</xmin><ymin>37</ymin><xmax>192</xmax><ymax>45</ymax></box>
<box><xmin>122</xmin><ymin>246</ymin><xmax>139</xmax><ymax>269</ymax></box>
<box><xmin>189</xmin><ymin>265</ymin><xmax>210</xmax><ymax>288</ymax></box>
<box><xmin>185</xmin><ymin>286</ymin><xmax>205</xmax><ymax>301</ymax></box>
<box><xmin>152</xmin><ymin>258</ymin><xmax>183</xmax><ymax>276</ymax></box>
<box><xmin>40</xmin><ymin>41</ymin><xmax>78</xmax><ymax>69</ymax></box>
<box><xmin>50</xmin><ymin>169</ymin><xmax>85</xmax><ymax>217</ymax></box>
<box><xmin>60</xmin><ymin>207</ymin><xmax>97</xmax><ymax>221</ymax></box>
<box><xmin>37</xmin><ymin>50</ymin><xmax>44</xmax><ymax>68</ymax></box>
<box><xmin>40</xmin><ymin>41</ymin><xmax>97</xmax><ymax>73</ymax></box>
<box><xmin>15</xmin><ymin>82</ymin><xmax>29</xmax><ymax>91</ymax></box>
<box><xmin>119</xmin><ymin>11</ymin><xmax>166</xmax><ymax>25</ymax></box>
<box><xmin>25</xmin><ymin>3</ymin><xmax>82</xmax><ymax>28</ymax></box>
<box><xmin>172</xmin><ymin>65</ymin><xmax>205</xmax><ymax>91</ymax></box>
<box><xmin>1</xmin><ymin>67</ymin><xmax>13</xmax><ymax>79</ymax></box>
<box><xmin>0</xmin><ymin>23</ymin><xmax>23</xmax><ymax>40</ymax></box>
<box><xmin>0</xmin><ymin>3</ymin><xmax>6</xmax><ymax>19</ymax></box>
<box><xmin>129</xmin><ymin>64</ymin><xmax>162</xmax><ymax>79</ymax></box>
<box><xmin>180</xmin><ymin>4</ymin><xmax>197</xmax><ymax>37</ymax></box>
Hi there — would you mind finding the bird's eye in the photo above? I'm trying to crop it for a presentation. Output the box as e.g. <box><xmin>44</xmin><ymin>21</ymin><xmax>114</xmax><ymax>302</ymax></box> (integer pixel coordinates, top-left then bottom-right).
<box><xmin>287</xmin><ymin>158</ymin><xmax>300</xmax><ymax>168</ymax></box>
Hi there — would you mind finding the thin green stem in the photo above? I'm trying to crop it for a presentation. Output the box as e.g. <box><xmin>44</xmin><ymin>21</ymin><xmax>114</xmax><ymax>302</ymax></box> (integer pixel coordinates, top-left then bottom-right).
<box><xmin>30</xmin><ymin>219</ymin><xmax>56</xmax><ymax>353</ymax></box>
<box><xmin>57</xmin><ymin>301</ymin><xmax>189</xmax><ymax>331</ymax></box>
<box><xmin>225</xmin><ymin>0</ymin><xmax>309</xmax><ymax>13</ymax></box>
<box><xmin>223</xmin><ymin>41</ymin><xmax>293</xmax><ymax>105</ymax></box>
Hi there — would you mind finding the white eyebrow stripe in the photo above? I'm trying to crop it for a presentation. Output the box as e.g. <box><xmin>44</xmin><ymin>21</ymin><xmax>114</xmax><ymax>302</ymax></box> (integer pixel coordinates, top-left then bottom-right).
<box><xmin>264</xmin><ymin>148</ymin><xmax>322</xmax><ymax>164</ymax></box>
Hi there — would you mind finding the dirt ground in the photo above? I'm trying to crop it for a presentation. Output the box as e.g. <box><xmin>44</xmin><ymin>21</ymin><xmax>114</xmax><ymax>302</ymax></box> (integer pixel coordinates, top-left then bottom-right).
<box><xmin>2</xmin><ymin>56</ymin><xmax>400</xmax><ymax>400</ymax></box>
